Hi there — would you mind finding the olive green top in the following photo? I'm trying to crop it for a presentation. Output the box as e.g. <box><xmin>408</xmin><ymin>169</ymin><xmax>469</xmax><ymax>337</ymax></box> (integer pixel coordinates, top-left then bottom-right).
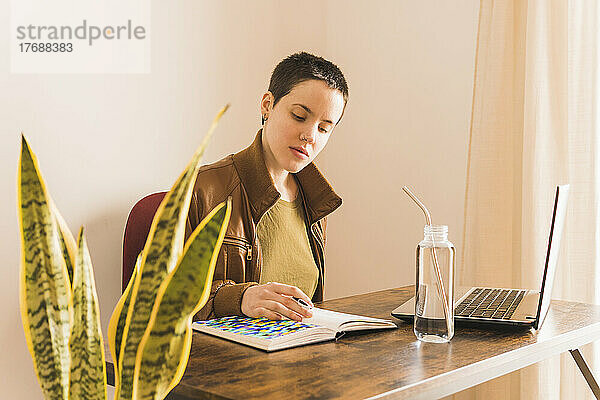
<box><xmin>257</xmin><ymin>195</ymin><xmax>319</xmax><ymax>298</ymax></box>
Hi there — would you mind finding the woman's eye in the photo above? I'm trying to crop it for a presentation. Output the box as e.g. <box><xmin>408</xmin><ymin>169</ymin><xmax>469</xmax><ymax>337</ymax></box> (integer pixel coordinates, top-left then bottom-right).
<box><xmin>292</xmin><ymin>113</ymin><xmax>305</xmax><ymax>121</ymax></box>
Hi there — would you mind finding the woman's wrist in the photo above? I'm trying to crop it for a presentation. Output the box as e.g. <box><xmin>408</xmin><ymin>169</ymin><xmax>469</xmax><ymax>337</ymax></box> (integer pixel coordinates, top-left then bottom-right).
<box><xmin>213</xmin><ymin>281</ymin><xmax>258</xmax><ymax>317</ymax></box>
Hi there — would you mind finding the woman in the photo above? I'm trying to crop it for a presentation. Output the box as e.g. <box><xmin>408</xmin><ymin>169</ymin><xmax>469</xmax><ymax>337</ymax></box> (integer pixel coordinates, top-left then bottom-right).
<box><xmin>187</xmin><ymin>52</ymin><xmax>348</xmax><ymax>322</ymax></box>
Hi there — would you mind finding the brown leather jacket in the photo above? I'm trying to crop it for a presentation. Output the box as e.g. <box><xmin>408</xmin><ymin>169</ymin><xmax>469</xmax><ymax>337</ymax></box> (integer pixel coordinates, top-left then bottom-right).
<box><xmin>186</xmin><ymin>129</ymin><xmax>342</xmax><ymax>321</ymax></box>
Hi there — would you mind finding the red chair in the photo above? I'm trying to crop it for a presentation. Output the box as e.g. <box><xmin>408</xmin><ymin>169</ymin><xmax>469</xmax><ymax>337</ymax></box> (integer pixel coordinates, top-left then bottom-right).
<box><xmin>122</xmin><ymin>192</ymin><xmax>166</xmax><ymax>292</ymax></box>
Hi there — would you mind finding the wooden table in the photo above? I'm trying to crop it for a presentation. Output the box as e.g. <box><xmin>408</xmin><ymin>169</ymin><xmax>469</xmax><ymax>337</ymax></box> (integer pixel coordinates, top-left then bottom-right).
<box><xmin>107</xmin><ymin>286</ymin><xmax>600</xmax><ymax>399</ymax></box>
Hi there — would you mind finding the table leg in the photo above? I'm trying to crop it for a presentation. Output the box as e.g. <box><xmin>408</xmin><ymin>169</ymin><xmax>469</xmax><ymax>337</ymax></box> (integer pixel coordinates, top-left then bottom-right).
<box><xmin>570</xmin><ymin>349</ymin><xmax>600</xmax><ymax>399</ymax></box>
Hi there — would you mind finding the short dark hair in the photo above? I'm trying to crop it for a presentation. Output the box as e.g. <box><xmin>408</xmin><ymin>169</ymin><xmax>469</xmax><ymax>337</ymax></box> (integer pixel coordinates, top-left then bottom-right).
<box><xmin>263</xmin><ymin>52</ymin><xmax>349</xmax><ymax>125</ymax></box>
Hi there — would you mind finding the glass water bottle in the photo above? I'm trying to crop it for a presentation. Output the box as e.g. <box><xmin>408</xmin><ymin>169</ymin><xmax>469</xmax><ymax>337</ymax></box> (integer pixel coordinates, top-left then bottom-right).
<box><xmin>414</xmin><ymin>225</ymin><xmax>455</xmax><ymax>343</ymax></box>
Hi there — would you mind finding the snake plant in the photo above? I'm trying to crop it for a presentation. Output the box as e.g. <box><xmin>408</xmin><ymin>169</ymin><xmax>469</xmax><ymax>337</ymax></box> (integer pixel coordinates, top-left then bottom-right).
<box><xmin>18</xmin><ymin>105</ymin><xmax>230</xmax><ymax>400</ymax></box>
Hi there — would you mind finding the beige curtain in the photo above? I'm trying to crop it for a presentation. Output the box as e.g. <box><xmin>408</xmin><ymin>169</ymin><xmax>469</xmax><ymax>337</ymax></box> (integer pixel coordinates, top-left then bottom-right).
<box><xmin>451</xmin><ymin>0</ymin><xmax>599</xmax><ymax>398</ymax></box>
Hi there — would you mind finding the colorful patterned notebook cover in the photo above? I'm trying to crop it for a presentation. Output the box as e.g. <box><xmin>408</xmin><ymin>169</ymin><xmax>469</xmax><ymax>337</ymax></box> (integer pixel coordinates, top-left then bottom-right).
<box><xmin>194</xmin><ymin>316</ymin><xmax>319</xmax><ymax>340</ymax></box>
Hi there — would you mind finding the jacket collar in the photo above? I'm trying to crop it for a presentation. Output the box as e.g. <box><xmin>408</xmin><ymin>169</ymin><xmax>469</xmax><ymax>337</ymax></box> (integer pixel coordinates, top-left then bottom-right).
<box><xmin>232</xmin><ymin>129</ymin><xmax>342</xmax><ymax>225</ymax></box>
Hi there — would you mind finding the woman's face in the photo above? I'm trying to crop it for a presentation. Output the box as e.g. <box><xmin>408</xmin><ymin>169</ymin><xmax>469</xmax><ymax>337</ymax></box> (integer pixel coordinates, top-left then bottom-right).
<box><xmin>261</xmin><ymin>79</ymin><xmax>345</xmax><ymax>174</ymax></box>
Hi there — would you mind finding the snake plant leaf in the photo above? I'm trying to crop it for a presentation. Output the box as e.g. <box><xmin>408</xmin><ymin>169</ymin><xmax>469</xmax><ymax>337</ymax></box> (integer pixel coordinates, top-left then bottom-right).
<box><xmin>133</xmin><ymin>199</ymin><xmax>231</xmax><ymax>400</ymax></box>
<box><xmin>107</xmin><ymin>252</ymin><xmax>141</xmax><ymax>384</ymax></box>
<box><xmin>18</xmin><ymin>135</ymin><xmax>72</xmax><ymax>400</ymax></box>
<box><xmin>54</xmin><ymin>205</ymin><xmax>76</xmax><ymax>287</ymax></box>
<box><xmin>69</xmin><ymin>228</ymin><xmax>107</xmax><ymax>400</ymax></box>
<box><xmin>116</xmin><ymin>105</ymin><xmax>229</xmax><ymax>400</ymax></box>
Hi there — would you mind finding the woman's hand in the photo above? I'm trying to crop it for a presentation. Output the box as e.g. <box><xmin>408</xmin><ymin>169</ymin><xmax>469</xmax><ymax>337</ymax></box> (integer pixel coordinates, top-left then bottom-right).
<box><xmin>241</xmin><ymin>282</ymin><xmax>314</xmax><ymax>321</ymax></box>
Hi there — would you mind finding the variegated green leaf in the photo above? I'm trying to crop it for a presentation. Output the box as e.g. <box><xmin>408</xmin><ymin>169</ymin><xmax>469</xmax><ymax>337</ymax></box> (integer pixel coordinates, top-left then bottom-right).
<box><xmin>69</xmin><ymin>228</ymin><xmax>107</xmax><ymax>400</ymax></box>
<box><xmin>134</xmin><ymin>200</ymin><xmax>231</xmax><ymax>400</ymax></box>
<box><xmin>54</xmin><ymin>205</ymin><xmax>76</xmax><ymax>287</ymax></box>
<box><xmin>116</xmin><ymin>105</ymin><xmax>229</xmax><ymax>400</ymax></box>
<box><xmin>18</xmin><ymin>135</ymin><xmax>72</xmax><ymax>400</ymax></box>
<box><xmin>108</xmin><ymin>252</ymin><xmax>141</xmax><ymax>383</ymax></box>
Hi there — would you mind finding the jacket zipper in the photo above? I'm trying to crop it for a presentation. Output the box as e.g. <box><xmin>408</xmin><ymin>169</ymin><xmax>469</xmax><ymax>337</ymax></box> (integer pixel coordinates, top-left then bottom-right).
<box><xmin>311</xmin><ymin>224</ymin><xmax>325</xmax><ymax>265</ymax></box>
<box><xmin>222</xmin><ymin>237</ymin><xmax>252</xmax><ymax>261</ymax></box>
<box><xmin>312</xmin><ymin>224</ymin><xmax>324</xmax><ymax>248</ymax></box>
<box><xmin>311</xmin><ymin>223</ymin><xmax>326</xmax><ymax>291</ymax></box>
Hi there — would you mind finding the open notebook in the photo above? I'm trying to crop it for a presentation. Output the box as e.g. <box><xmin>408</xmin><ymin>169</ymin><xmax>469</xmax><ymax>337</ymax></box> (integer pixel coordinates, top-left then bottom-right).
<box><xmin>192</xmin><ymin>307</ymin><xmax>397</xmax><ymax>352</ymax></box>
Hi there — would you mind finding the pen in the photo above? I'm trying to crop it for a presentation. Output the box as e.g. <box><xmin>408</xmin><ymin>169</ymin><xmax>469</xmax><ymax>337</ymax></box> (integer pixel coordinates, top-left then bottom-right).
<box><xmin>292</xmin><ymin>297</ymin><xmax>313</xmax><ymax>309</ymax></box>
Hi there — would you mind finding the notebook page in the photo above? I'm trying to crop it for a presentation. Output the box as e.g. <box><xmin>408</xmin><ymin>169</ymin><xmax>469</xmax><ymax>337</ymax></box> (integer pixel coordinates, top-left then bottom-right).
<box><xmin>303</xmin><ymin>308</ymin><xmax>394</xmax><ymax>331</ymax></box>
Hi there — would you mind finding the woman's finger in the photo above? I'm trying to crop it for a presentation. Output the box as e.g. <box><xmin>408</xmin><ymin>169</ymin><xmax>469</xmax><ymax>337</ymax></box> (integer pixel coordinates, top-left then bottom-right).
<box><xmin>266</xmin><ymin>293</ymin><xmax>312</xmax><ymax>318</ymax></box>
<box><xmin>267</xmin><ymin>282</ymin><xmax>314</xmax><ymax>307</ymax></box>
<box><xmin>262</xmin><ymin>300</ymin><xmax>304</xmax><ymax>322</ymax></box>
<box><xmin>255</xmin><ymin>307</ymin><xmax>282</xmax><ymax>321</ymax></box>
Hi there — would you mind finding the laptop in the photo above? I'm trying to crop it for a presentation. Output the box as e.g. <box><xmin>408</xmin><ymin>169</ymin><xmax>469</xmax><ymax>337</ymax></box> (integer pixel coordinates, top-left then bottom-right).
<box><xmin>391</xmin><ymin>184</ymin><xmax>569</xmax><ymax>329</ymax></box>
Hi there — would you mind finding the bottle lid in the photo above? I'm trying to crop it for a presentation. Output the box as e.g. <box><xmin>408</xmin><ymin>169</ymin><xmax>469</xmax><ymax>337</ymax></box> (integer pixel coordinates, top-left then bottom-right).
<box><xmin>424</xmin><ymin>225</ymin><xmax>448</xmax><ymax>240</ymax></box>
<box><xmin>424</xmin><ymin>225</ymin><xmax>448</xmax><ymax>234</ymax></box>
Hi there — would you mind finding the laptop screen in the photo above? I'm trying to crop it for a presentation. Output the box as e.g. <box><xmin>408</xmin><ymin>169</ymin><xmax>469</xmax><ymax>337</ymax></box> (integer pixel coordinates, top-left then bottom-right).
<box><xmin>533</xmin><ymin>185</ymin><xmax>569</xmax><ymax>330</ymax></box>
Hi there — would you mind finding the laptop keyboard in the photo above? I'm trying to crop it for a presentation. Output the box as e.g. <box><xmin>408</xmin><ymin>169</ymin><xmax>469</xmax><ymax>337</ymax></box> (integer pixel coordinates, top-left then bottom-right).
<box><xmin>455</xmin><ymin>288</ymin><xmax>526</xmax><ymax>320</ymax></box>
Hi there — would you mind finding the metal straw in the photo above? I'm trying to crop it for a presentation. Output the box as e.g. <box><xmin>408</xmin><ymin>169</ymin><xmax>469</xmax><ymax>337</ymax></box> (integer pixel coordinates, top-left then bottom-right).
<box><xmin>402</xmin><ymin>186</ymin><xmax>452</xmax><ymax>332</ymax></box>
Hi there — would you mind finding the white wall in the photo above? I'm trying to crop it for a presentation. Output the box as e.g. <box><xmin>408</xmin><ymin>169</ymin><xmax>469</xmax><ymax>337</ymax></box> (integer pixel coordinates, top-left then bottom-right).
<box><xmin>320</xmin><ymin>1</ymin><xmax>479</xmax><ymax>298</ymax></box>
<box><xmin>0</xmin><ymin>1</ymin><xmax>478</xmax><ymax>398</ymax></box>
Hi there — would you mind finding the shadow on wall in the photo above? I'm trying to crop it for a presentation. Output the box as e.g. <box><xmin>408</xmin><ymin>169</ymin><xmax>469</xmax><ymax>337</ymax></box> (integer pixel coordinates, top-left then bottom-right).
<box><xmin>82</xmin><ymin>204</ymin><xmax>130</xmax><ymax>332</ymax></box>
